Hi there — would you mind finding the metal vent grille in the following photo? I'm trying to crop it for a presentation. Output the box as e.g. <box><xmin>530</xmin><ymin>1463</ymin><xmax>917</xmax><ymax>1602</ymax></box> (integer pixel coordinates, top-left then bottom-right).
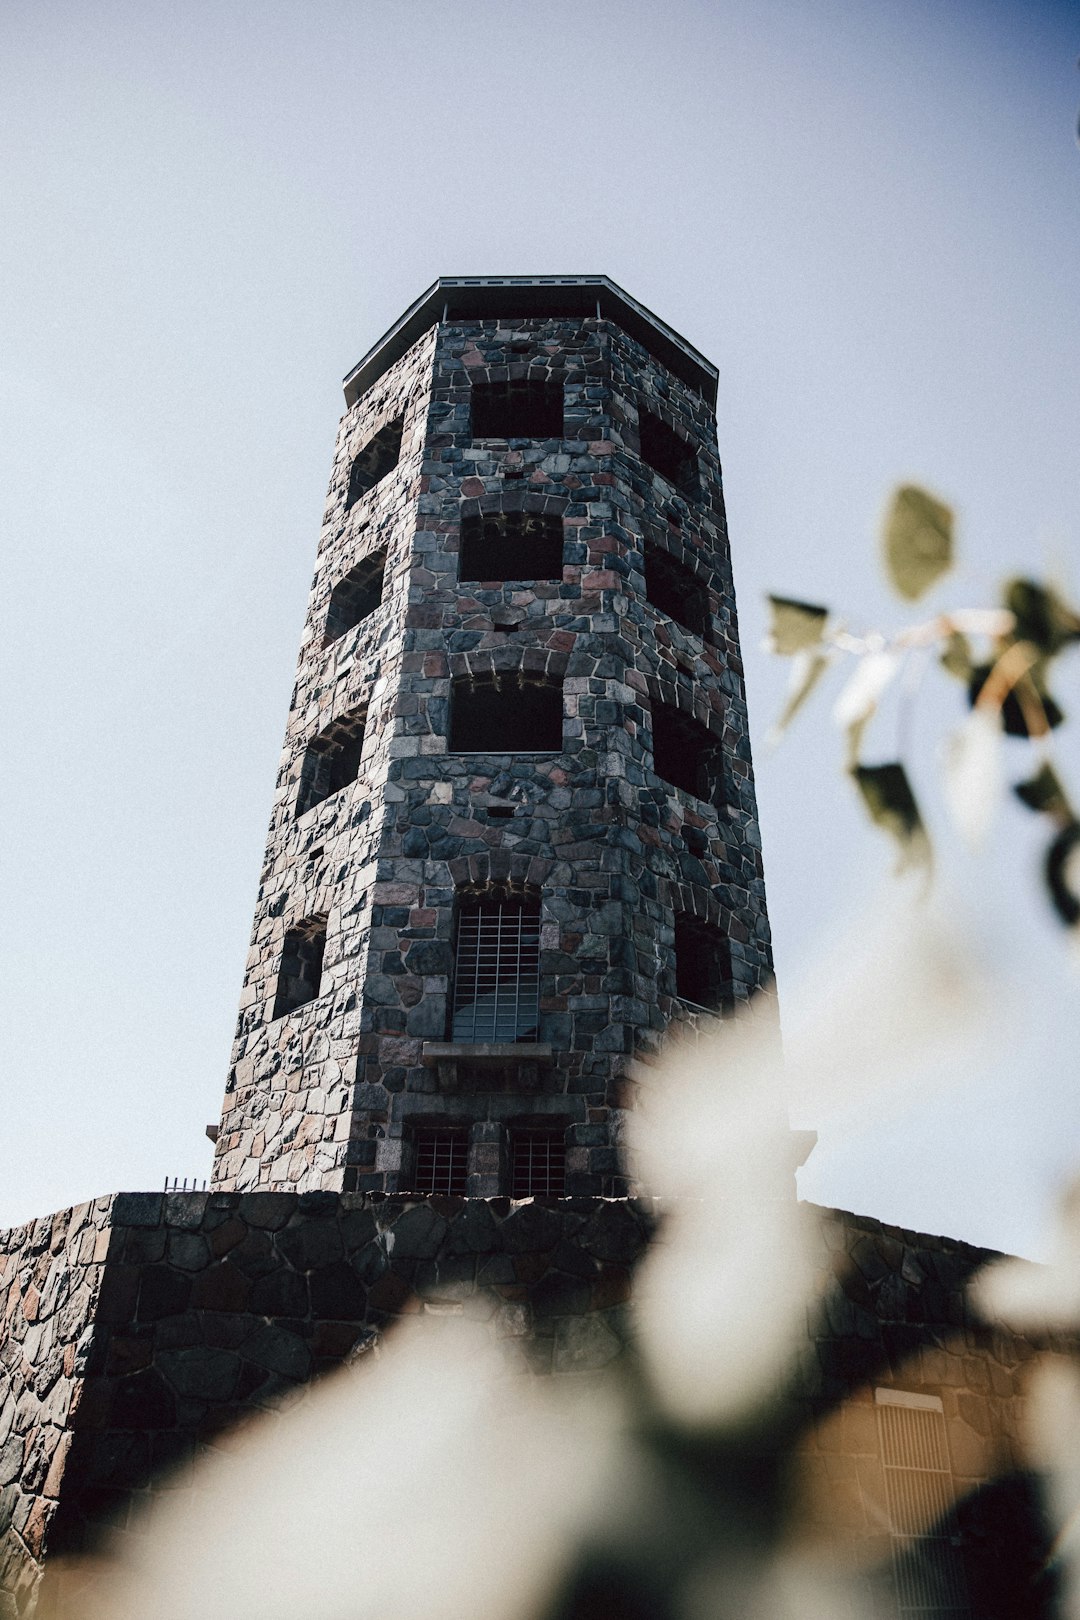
<box><xmin>876</xmin><ymin>1391</ymin><xmax>971</xmax><ymax>1617</ymax></box>
<box><xmin>412</xmin><ymin>1128</ymin><xmax>468</xmax><ymax>1196</ymax></box>
<box><xmin>510</xmin><ymin>1130</ymin><xmax>566</xmax><ymax>1198</ymax></box>
<box><xmin>452</xmin><ymin>897</ymin><xmax>541</xmax><ymax>1043</ymax></box>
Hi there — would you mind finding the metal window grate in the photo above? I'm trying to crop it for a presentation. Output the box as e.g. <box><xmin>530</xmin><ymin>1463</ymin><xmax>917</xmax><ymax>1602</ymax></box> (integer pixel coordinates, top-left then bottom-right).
<box><xmin>452</xmin><ymin>898</ymin><xmax>541</xmax><ymax>1043</ymax></box>
<box><xmin>876</xmin><ymin>1391</ymin><xmax>971</xmax><ymax>1617</ymax></box>
<box><xmin>412</xmin><ymin>1128</ymin><xmax>468</xmax><ymax>1196</ymax></box>
<box><xmin>510</xmin><ymin>1130</ymin><xmax>566</xmax><ymax>1198</ymax></box>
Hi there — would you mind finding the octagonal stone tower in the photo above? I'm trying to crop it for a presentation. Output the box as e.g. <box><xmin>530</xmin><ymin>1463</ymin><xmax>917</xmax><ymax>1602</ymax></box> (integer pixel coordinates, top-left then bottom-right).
<box><xmin>211</xmin><ymin>276</ymin><xmax>775</xmax><ymax>1200</ymax></box>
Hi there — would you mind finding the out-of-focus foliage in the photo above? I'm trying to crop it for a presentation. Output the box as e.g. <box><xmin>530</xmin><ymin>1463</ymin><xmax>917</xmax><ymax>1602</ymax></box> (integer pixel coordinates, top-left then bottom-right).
<box><xmin>883</xmin><ymin>485</ymin><xmax>954</xmax><ymax>602</ymax></box>
<box><xmin>765</xmin><ymin>483</ymin><xmax>1080</xmax><ymax>930</ymax></box>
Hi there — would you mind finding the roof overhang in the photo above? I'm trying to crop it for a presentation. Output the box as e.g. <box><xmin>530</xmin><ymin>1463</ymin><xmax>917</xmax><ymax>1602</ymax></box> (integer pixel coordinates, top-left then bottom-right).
<box><xmin>342</xmin><ymin>275</ymin><xmax>718</xmax><ymax>409</ymax></box>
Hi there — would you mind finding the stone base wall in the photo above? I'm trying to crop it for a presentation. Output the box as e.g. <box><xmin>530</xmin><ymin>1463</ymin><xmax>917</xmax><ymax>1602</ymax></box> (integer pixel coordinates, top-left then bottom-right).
<box><xmin>0</xmin><ymin>1195</ymin><xmax>1067</xmax><ymax>1618</ymax></box>
<box><xmin>0</xmin><ymin>1189</ymin><xmax>650</xmax><ymax>1616</ymax></box>
<box><xmin>0</xmin><ymin>1200</ymin><xmax>112</xmax><ymax>1616</ymax></box>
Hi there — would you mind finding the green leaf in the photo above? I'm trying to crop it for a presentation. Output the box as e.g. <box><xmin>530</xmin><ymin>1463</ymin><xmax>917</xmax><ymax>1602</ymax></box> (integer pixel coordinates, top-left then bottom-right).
<box><xmin>882</xmin><ymin>485</ymin><xmax>954</xmax><ymax>601</ymax></box>
<box><xmin>940</xmin><ymin>630</ymin><xmax>973</xmax><ymax>681</ymax></box>
<box><xmin>765</xmin><ymin>595</ymin><xmax>829</xmax><ymax>655</ymax></box>
<box><xmin>1004</xmin><ymin>578</ymin><xmax>1080</xmax><ymax>658</ymax></box>
<box><xmin>851</xmin><ymin>762</ymin><xmax>931</xmax><ymax>871</ymax></box>
<box><xmin>1014</xmin><ymin>763</ymin><xmax>1073</xmax><ymax>821</ymax></box>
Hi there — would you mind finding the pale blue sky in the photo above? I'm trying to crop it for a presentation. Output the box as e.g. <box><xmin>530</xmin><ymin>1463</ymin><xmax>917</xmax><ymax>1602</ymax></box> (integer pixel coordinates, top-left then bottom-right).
<box><xmin>2</xmin><ymin>0</ymin><xmax>1078</xmax><ymax>1255</ymax></box>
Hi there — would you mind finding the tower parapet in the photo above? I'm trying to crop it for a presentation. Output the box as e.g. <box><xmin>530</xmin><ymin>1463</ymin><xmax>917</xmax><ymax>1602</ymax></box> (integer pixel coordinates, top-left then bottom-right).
<box><xmin>212</xmin><ymin>277</ymin><xmax>775</xmax><ymax>1198</ymax></box>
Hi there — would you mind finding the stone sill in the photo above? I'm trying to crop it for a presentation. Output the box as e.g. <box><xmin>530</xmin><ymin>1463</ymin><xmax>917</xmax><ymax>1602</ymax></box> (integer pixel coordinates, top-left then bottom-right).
<box><xmin>422</xmin><ymin>1042</ymin><xmax>553</xmax><ymax>1066</ymax></box>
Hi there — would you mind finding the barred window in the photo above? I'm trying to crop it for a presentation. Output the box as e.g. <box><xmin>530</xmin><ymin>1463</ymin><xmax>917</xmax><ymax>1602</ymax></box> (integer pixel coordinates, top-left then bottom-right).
<box><xmin>272</xmin><ymin>916</ymin><xmax>327</xmax><ymax>1020</ymax></box>
<box><xmin>323</xmin><ymin>551</ymin><xmax>387</xmax><ymax>646</ymax></box>
<box><xmin>411</xmin><ymin>1127</ymin><xmax>468</xmax><ymax>1197</ymax></box>
<box><xmin>875</xmin><ymin>1389</ymin><xmax>972</xmax><ymax>1617</ymax></box>
<box><xmin>459</xmin><ymin>511</ymin><xmax>564</xmax><ymax>583</ymax></box>
<box><xmin>451</xmin><ymin>893</ymin><xmax>541</xmax><ymax>1043</ymax></box>
<box><xmin>510</xmin><ymin>1128</ymin><xmax>566</xmax><ymax>1198</ymax></box>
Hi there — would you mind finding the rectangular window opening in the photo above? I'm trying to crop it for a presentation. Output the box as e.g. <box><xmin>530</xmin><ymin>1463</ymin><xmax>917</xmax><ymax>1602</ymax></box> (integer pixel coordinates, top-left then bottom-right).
<box><xmin>323</xmin><ymin>550</ymin><xmax>387</xmax><ymax>646</ymax></box>
<box><xmin>450</xmin><ymin>676</ymin><xmax>562</xmax><ymax>754</ymax></box>
<box><xmin>639</xmin><ymin>409</ymin><xmax>698</xmax><ymax>497</ymax></box>
<box><xmin>645</xmin><ymin>542</ymin><xmax>709</xmax><ymax>637</ymax></box>
<box><xmin>296</xmin><ymin>709</ymin><xmax>367</xmax><ymax>818</ymax></box>
<box><xmin>471</xmin><ymin>380</ymin><xmax>564</xmax><ymax>440</ymax></box>
<box><xmin>674</xmin><ymin>914</ymin><xmax>733</xmax><ymax>1015</ymax></box>
<box><xmin>272</xmin><ymin>917</ymin><xmax>327</xmax><ymax>1020</ymax></box>
<box><xmin>459</xmin><ymin>511</ymin><xmax>564</xmax><ymax>583</ymax></box>
<box><xmin>346</xmin><ymin>417</ymin><xmax>403</xmax><ymax>509</ymax></box>
<box><xmin>651</xmin><ymin>702</ymin><xmax>726</xmax><ymax>808</ymax></box>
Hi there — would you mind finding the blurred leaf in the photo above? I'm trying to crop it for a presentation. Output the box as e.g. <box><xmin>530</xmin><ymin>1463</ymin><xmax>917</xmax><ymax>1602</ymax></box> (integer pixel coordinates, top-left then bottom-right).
<box><xmin>939</xmin><ymin>630</ymin><xmax>973</xmax><ymax>681</ymax></box>
<box><xmin>1046</xmin><ymin>821</ymin><xmax>1080</xmax><ymax>929</ymax></box>
<box><xmin>833</xmin><ymin>652</ymin><xmax>899</xmax><ymax>766</ymax></box>
<box><xmin>882</xmin><ymin>485</ymin><xmax>954</xmax><ymax>601</ymax></box>
<box><xmin>967</xmin><ymin>663</ymin><xmax>1064</xmax><ymax>736</ymax></box>
<box><xmin>942</xmin><ymin>709</ymin><xmax>1002</xmax><ymax>849</ymax></box>
<box><xmin>769</xmin><ymin>650</ymin><xmax>830</xmax><ymax>743</ymax></box>
<box><xmin>1004</xmin><ymin>577</ymin><xmax>1080</xmax><ymax>658</ymax></box>
<box><xmin>766</xmin><ymin>595</ymin><xmax>829</xmax><ymax>655</ymax></box>
<box><xmin>1014</xmin><ymin>763</ymin><xmax>1073</xmax><ymax>821</ymax></box>
<box><xmin>851</xmin><ymin>762</ymin><xmax>931</xmax><ymax>870</ymax></box>
<box><xmin>629</xmin><ymin>1015</ymin><xmax>809</xmax><ymax>1429</ymax></box>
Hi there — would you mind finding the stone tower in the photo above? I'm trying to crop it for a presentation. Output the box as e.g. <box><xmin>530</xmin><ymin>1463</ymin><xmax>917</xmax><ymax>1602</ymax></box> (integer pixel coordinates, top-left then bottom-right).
<box><xmin>211</xmin><ymin>276</ymin><xmax>774</xmax><ymax>1200</ymax></box>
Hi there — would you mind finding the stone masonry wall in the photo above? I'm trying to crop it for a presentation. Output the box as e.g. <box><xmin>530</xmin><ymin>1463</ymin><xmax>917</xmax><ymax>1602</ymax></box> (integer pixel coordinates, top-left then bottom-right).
<box><xmin>1</xmin><ymin>1189</ymin><xmax>649</xmax><ymax>1615</ymax></box>
<box><xmin>0</xmin><ymin>1201</ymin><xmax>110</xmax><ymax>1616</ymax></box>
<box><xmin>213</xmin><ymin>328</ymin><xmax>438</xmax><ymax>1194</ymax></box>
<box><xmin>213</xmin><ymin>305</ymin><xmax>777</xmax><ymax>1201</ymax></box>
<box><xmin>2</xmin><ymin>1193</ymin><xmax>1067</xmax><ymax>1618</ymax></box>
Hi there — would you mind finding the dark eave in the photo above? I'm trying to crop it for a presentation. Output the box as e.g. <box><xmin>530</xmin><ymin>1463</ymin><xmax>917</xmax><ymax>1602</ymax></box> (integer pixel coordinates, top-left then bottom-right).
<box><xmin>342</xmin><ymin>275</ymin><xmax>719</xmax><ymax>409</ymax></box>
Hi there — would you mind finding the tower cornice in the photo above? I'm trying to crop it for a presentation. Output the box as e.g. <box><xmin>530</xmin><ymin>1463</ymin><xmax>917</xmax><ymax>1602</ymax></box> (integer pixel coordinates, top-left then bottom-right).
<box><xmin>342</xmin><ymin>275</ymin><xmax>719</xmax><ymax>409</ymax></box>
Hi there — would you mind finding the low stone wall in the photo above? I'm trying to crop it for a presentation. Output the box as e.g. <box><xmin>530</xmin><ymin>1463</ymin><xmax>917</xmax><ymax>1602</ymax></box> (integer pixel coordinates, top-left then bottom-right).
<box><xmin>0</xmin><ymin>1194</ymin><xmax>1068</xmax><ymax>1618</ymax></box>
<box><xmin>0</xmin><ymin>1201</ymin><xmax>111</xmax><ymax>1617</ymax></box>
<box><xmin>1</xmin><ymin>1189</ymin><xmax>651</xmax><ymax>1615</ymax></box>
<box><xmin>798</xmin><ymin>1208</ymin><xmax>1056</xmax><ymax>1617</ymax></box>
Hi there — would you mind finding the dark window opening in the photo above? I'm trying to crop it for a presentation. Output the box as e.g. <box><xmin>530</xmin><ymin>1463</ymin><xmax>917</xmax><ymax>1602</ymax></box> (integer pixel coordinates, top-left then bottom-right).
<box><xmin>471</xmin><ymin>380</ymin><xmax>564</xmax><ymax>439</ymax></box>
<box><xmin>323</xmin><ymin>551</ymin><xmax>387</xmax><ymax>646</ymax></box>
<box><xmin>346</xmin><ymin>417</ymin><xmax>403</xmax><ymax>508</ymax></box>
<box><xmin>296</xmin><ymin>708</ymin><xmax>367</xmax><ymax>818</ymax></box>
<box><xmin>451</xmin><ymin>892</ymin><xmax>541</xmax><ymax>1043</ymax></box>
<box><xmin>411</xmin><ymin>1127</ymin><xmax>468</xmax><ymax>1196</ymax></box>
<box><xmin>459</xmin><ymin>511</ymin><xmax>564</xmax><ymax>583</ymax></box>
<box><xmin>639</xmin><ymin>409</ymin><xmax>698</xmax><ymax>497</ymax></box>
<box><xmin>486</xmin><ymin>804</ymin><xmax>516</xmax><ymax>820</ymax></box>
<box><xmin>450</xmin><ymin>676</ymin><xmax>562</xmax><ymax>753</ymax></box>
<box><xmin>273</xmin><ymin>916</ymin><xmax>327</xmax><ymax>1019</ymax></box>
<box><xmin>651</xmin><ymin>702</ymin><xmax>727</xmax><ymax>807</ymax></box>
<box><xmin>510</xmin><ymin>1128</ymin><xmax>566</xmax><ymax>1198</ymax></box>
<box><xmin>645</xmin><ymin>543</ymin><xmax>709</xmax><ymax>637</ymax></box>
<box><xmin>674</xmin><ymin>914</ymin><xmax>733</xmax><ymax>1014</ymax></box>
